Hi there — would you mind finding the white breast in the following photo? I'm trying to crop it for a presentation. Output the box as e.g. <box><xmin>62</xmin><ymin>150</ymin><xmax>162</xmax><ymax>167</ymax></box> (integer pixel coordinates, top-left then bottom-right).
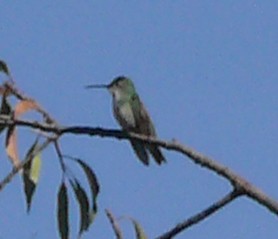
<box><xmin>113</xmin><ymin>99</ymin><xmax>136</xmax><ymax>129</ymax></box>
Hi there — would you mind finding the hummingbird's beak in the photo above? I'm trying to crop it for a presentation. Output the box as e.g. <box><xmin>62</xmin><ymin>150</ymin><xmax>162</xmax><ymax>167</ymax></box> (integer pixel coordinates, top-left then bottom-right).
<box><xmin>85</xmin><ymin>84</ymin><xmax>109</xmax><ymax>89</ymax></box>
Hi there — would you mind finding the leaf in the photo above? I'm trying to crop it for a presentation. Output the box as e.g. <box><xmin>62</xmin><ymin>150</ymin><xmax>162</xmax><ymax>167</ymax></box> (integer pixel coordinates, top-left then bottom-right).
<box><xmin>29</xmin><ymin>153</ymin><xmax>41</xmax><ymax>183</ymax></box>
<box><xmin>25</xmin><ymin>137</ymin><xmax>39</xmax><ymax>160</ymax></box>
<box><xmin>5</xmin><ymin>126</ymin><xmax>20</xmax><ymax>167</ymax></box>
<box><xmin>5</xmin><ymin>99</ymin><xmax>40</xmax><ymax>168</ymax></box>
<box><xmin>57</xmin><ymin>182</ymin><xmax>69</xmax><ymax>239</ymax></box>
<box><xmin>22</xmin><ymin>139</ymin><xmax>42</xmax><ymax>212</ymax></box>
<box><xmin>0</xmin><ymin>60</ymin><xmax>10</xmax><ymax>76</ymax></box>
<box><xmin>14</xmin><ymin>99</ymin><xmax>40</xmax><ymax>119</ymax></box>
<box><xmin>105</xmin><ymin>209</ymin><xmax>123</xmax><ymax>239</ymax></box>
<box><xmin>131</xmin><ymin>218</ymin><xmax>148</xmax><ymax>239</ymax></box>
<box><xmin>0</xmin><ymin>96</ymin><xmax>12</xmax><ymax>133</ymax></box>
<box><xmin>23</xmin><ymin>171</ymin><xmax>36</xmax><ymax>212</ymax></box>
<box><xmin>70</xmin><ymin>179</ymin><xmax>90</xmax><ymax>235</ymax></box>
<box><xmin>23</xmin><ymin>154</ymin><xmax>42</xmax><ymax>212</ymax></box>
<box><xmin>74</xmin><ymin>159</ymin><xmax>100</xmax><ymax>223</ymax></box>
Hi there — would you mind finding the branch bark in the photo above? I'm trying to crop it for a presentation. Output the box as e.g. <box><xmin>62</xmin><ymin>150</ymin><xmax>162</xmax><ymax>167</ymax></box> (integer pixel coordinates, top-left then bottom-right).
<box><xmin>0</xmin><ymin>115</ymin><xmax>278</xmax><ymax>216</ymax></box>
<box><xmin>0</xmin><ymin>115</ymin><xmax>278</xmax><ymax>238</ymax></box>
<box><xmin>155</xmin><ymin>189</ymin><xmax>242</xmax><ymax>239</ymax></box>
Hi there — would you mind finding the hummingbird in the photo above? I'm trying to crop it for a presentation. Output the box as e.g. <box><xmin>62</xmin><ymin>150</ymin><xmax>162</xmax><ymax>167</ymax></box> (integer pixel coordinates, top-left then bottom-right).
<box><xmin>86</xmin><ymin>76</ymin><xmax>166</xmax><ymax>166</ymax></box>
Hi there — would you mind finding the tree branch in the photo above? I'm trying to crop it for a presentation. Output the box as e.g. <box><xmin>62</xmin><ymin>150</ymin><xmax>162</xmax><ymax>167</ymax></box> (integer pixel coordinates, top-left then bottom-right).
<box><xmin>155</xmin><ymin>189</ymin><xmax>242</xmax><ymax>239</ymax></box>
<box><xmin>1</xmin><ymin>61</ymin><xmax>275</xmax><ymax>238</ymax></box>
<box><xmin>0</xmin><ymin>116</ymin><xmax>278</xmax><ymax>217</ymax></box>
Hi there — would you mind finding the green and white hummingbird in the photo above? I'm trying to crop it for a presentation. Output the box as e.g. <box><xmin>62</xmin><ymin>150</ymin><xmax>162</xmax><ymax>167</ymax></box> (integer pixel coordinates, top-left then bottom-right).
<box><xmin>86</xmin><ymin>76</ymin><xmax>166</xmax><ymax>166</ymax></box>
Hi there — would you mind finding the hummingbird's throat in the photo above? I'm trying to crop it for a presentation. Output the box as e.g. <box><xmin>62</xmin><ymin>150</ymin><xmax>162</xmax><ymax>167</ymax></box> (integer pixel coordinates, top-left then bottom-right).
<box><xmin>111</xmin><ymin>89</ymin><xmax>122</xmax><ymax>101</ymax></box>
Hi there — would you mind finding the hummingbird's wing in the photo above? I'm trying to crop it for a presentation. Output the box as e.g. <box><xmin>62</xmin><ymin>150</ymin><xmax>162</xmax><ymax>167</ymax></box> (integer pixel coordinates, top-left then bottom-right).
<box><xmin>130</xmin><ymin>94</ymin><xmax>155</xmax><ymax>135</ymax></box>
<box><xmin>130</xmin><ymin>140</ymin><xmax>149</xmax><ymax>165</ymax></box>
<box><xmin>147</xmin><ymin>145</ymin><xmax>166</xmax><ymax>164</ymax></box>
<box><xmin>112</xmin><ymin>96</ymin><xmax>150</xmax><ymax>165</ymax></box>
<box><xmin>131</xmin><ymin>94</ymin><xmax>166</xmax><ymax>164</ymax></box>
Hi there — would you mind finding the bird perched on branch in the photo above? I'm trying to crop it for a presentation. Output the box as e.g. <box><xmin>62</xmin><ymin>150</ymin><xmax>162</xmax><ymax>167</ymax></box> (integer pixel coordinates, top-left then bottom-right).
<box><xmin>86</xmin><ymin>76</ymin><xmax>166</xmax><ymax>166</ymax></box>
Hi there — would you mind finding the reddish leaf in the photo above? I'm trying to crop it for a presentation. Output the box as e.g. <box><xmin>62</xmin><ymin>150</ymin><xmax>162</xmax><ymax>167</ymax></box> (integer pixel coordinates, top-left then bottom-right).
<box><xmin>4</xmin><ymin>98</ymin><xmax>40</xmax><ymax>168</ymax></box>
<box><xmin>6</xmin><ymin>126</ymin><xmax>20</xmax><ymax>167</ymax></box>
<box><xmin>14</xmin><ymin>99</ymin><xmax>40</xmax><ymax>119</ymax></box>
<box><xmin>5</xmin><ymin>99</ymin><xmax>40</xmax><ymax>168</ymax></box>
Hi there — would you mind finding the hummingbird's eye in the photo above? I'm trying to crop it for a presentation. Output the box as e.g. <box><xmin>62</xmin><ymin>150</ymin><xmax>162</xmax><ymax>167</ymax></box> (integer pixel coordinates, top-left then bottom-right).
<box><xmin>117</xmin><ymin>80</ymin><xmax>124</xmax><ymax>88</ymax></box>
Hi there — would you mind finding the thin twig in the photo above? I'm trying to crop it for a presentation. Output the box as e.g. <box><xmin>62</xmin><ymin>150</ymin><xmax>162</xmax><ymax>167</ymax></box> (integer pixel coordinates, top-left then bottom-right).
<box><xmin>155</xmin><ymin>189</ymin><xmax>242</xmax><ymax>239</ymax></box>
<box><xmin>54</xmin><ymin>140</ymin><xmax>66</xmax><ymax>172</ymax></box>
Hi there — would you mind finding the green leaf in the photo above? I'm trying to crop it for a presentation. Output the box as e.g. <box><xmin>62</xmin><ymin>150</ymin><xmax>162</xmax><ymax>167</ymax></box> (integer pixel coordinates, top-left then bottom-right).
<box><xmin>57</xmin><ymin>182</ymin><xmax>69</xmax><ymax>239</ymax></box>
<box><xmin>0</xmin><ymin>60</ymin><xmax>10</xmax><ymax>76</ymax></box>
<box><xmin>75</xmin><ymin>159</ymin><xmax>100</xmax><ymax>223</ymax></box>
<box><xmin>25</xmin><ymin>138</ymin><xmax>39</xmax><ymax>160</ymax></box>
<box><xmin>22</xmin><ymin>139</ymin><xmax>42</xmax><ymax>212</ymax></box>
<box><xmin>105</xmin><ymin>209</ymin><xmax>123</xmax><ymax>239</ymax></box>
<box><xmin>22</xmin><ymin>173</ymin><xmax>35</xmax><ymax>212</ymax></box>
<box><xmin>0</xmin><ymin>96</ymin><xmax>12</xmax><ymax>133</ymax></box>
<box><xmin>29</xmin><ymin>153</ymin><xmax>41</xmax><ymax>183</ymax></box>
<box><xmin>131</xmin><ymin>219</ymin><xmax>148</xmax><ymax>239</ymax></box>
<box><xmin>70</xmin><ymin>179</ymin><xmax>90</xmax><ymax>235</ymax></box>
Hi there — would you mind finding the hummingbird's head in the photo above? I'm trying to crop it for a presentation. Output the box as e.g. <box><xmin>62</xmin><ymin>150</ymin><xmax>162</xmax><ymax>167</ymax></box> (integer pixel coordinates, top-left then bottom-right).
<box><xmin>85</xmin><ymin>76</ymin><xmax>136</xmax><ymax>100</ymax></box>
<box><xmin>108</xmin><ymin>76</ymin><xmax>135</xmax><ymax>99</ymax></box>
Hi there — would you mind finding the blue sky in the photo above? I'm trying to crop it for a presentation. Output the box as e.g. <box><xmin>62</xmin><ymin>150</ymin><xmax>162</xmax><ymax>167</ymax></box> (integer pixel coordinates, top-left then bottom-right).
<box><xmin>0</xmin><ymin>1</ymin><xmax>277</xmax><ymax>238</ymax></box>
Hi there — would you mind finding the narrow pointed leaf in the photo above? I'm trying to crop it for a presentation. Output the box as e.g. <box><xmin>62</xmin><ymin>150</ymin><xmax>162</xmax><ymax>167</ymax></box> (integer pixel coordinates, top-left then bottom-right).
<box><xmin>22</xmin><ymin>139</ymin><xmax>42</xmax><ymax>212</ymax></box>
<box><xmin>0</xmin><ymin>96</ymin><xmax>12</xmax><ymax>133</ymax></box>
<box><xmin>105</xmin><ymin>209</ymin><xmax>123</xmax><ymax>239</ymax></box>
<box><xmin>131</xmin><ymin>219</ymin><xmax>148</xmax><ymax>239</ymax></box>
<box><xmin>6</xmin><ymin>126</ymin><xmax>20</xmax><ymax>167</ymax></box>
<box><xmin>0</xmin><ymin>60</ymin><xmax>10</xmax><ymax>76</ymax></box>
<box><xmin>74</xmin><ymin>159</ymin><xmax>100</xmax><ymax>222</ymax></box>
<box><xmin>22</xmin><ymin>172</ymin><xmax>36</xmax><ymax>212</ymax></box>
<box><xmin>57</xmin><ymin>182</ymin><xmax>69</xmax><ymax>239</ymax></box>
<box><xmin>25</xmin><ymin>137</ymin><xmax>39</xmax><ymax>160</ymax></box>
<box><xmin>70</xmin><ymin>179</ymin><xmax>90</xmax><ymax>235</ymax></box>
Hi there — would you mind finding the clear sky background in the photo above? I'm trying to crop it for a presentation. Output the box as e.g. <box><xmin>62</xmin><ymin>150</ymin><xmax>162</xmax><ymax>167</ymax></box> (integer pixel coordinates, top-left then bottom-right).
<box><xmin>0</xmin><ymin>1</ymin><xmax>277</xmax><ymax>239</ymax></box>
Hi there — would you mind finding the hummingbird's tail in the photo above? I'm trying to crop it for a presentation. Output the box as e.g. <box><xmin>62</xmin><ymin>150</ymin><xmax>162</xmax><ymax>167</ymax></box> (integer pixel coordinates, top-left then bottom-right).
<box><xmin>130</xmin><ymin>140</ymin><xmax>149</xmax><ymax>165</ymax></box>
<box><xmin>147</xmin><ymin>145</ymin><xmax>166</xmax><ymax>165</ymax></box>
